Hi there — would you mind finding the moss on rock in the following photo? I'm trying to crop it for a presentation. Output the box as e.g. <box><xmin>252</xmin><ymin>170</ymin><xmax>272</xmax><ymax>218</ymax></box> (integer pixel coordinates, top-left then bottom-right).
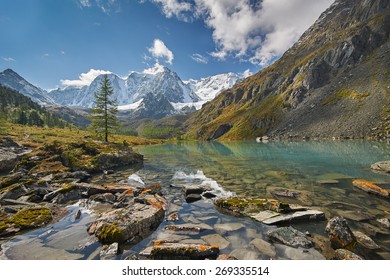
<box><xmin>7</xmin><ymin>207</ymin><xmax>52</xmax><ymax>230</ymax></box>
<box><xmin>95</xmin><ymin>223</ymin><xmax>125</xmax><ymax>244</ymax></box>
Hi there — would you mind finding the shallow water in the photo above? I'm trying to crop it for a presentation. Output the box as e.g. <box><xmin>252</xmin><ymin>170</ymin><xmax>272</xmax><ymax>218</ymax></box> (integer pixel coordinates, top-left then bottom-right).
<box><xmin>2</xmin><ymin>140</ymin><xmax>390</xmax><ymax>260</ymax></box>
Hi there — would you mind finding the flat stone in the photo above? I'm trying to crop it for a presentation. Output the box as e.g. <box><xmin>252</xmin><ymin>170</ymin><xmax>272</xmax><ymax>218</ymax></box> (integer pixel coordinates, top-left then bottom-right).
<box><xmin>165</xmin><ymin>223</ymin><xmax>213</xmax><ymax>234</ymax></box>
<box><xmin>183</xmin><ymin>185</ymin><xmax>204</xmax><ymax>196</ymax></box>
<box><xmin>336</xmin><ymin>210</ymin><xmax>374</xmax><ymax>222</ymax></box>
<box><xmin>317</xmin><ymin>179</ymin><xmax>339</xmax><ymax>186</ymax></box>
<box><xmin>181</xmin><ymin>239</ymin><xmax>208</xmax><ymax>245</ymax></box>
<box><xmin>262</xmin><ymin>210</ymin><xmax>325</xmax><ymax>225</ymax></box>
<box><xmin>335</xmin><ymin>249</ymin><xmax>363</xmax><ymax>260</ymax></box>
<box><xmin>352</xmin><ymin>180</ymin><xmax>390</xmax><ymax>198</ymax></box>
<box><xmin>229</xmin><ymin>249</ymin><xmax>262</xmax><ymax>260</ymax></box>
<box><xmin>150</xmin><ymin>241</ymin><xmax>219</xmax><ymax>260</ymax></box>
<box><xmin>250</xmin><ymin>238</ymin><xmax>276</xmax><ymax>258</ymax></box>
<box><xmin>251</xmin><ymin>210</ymin><xmax>280</xmax><ymax>222</ymax></box>
<box><xmin>266</xmin><ymin>226</ymin><xmax>313</xmax><ymax>249</ymax></box>
<box><xmin>214</xmin><ymin>223</ymin><xmax>245</xmax><ymax>234</ymax></box>
<box><xmin>185</xmin><ymin>193</ymin><xmax>202</xmax><ymax>203</ymax></box>
<box><xmin>353</xmin><ymin>231</ymin><xmax>380</xmax><ymax>250</ymax></box>
<box><xmin>371</xmin><ymin>161</ymin><xmax>390</xmax><ymax>174</ymax></box>
<box><xmin>202</xmin><ymin>234</ymin><xmax>230</xmax><ymax>250</ymax></box>
<box><xmin>275</xmin><ymin>244</ymin><xmax>325</xmax><ymax>260</ymax></box>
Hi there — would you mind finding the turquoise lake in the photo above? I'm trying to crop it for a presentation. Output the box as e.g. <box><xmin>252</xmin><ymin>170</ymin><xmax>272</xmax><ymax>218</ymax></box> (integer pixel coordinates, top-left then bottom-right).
<box><xmin>2</xmin><ymin>140</ymin><xmax>390</xmax><ymax>260</ymax></box>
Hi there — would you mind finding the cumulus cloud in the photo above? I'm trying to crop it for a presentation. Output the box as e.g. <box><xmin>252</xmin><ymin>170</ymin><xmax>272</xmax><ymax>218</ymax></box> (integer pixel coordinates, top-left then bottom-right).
<box><xmin>148</xmin><ymin>39</ymin><xmax>174</xmax><ymax>64</ymax></box>
<box><xmin>148</xmin><ymin>0</ymin><xmax>192</xmax><ymax>21</ymax></box>
<box><xmin>60</xmin><ymin>69</ymin><xmax>111</xmax><ymax>87</ymax></box>
<box><xmin>150</xmin><ymin>0</ymin><xmax>333</xmax><ymax>66</ymax></box>
<box><xmin>191</xmin><ymin>53</ymin><xmax>208</xmax><ymax>64</ymax></box>
<box><xmin>242</xmin><ymin>69</ymin><xmax>253</xmax><ymax>78</ymax></box>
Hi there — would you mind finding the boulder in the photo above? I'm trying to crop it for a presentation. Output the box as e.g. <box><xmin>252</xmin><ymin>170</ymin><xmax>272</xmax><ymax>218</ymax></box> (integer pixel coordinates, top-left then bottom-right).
<box><xmin>371</xmin><ymin>161</ymin><xmax>390</xmax><ymax>174</ymax></box>
<box><xmin>150</xmin><ymin>241</ymin><xmax>219</xmax><ymax>260</ymax></box>
<box><xmin>88</xmin><ymin>194</ymin><xmax>166</xmax><ymax>244</ymax></box>
<box><xmin>353</xmin><ymin>231</ymin><xmax>380</xmax><ymax>250</ymax></box>
<box><xmin>266</xmin><ymin>226</ymin><xmax>313</xmax><ymax>249</ymax></box>
<box><xmin>335</xmin><ymin>249</ymin><xmax>363</xmax><ymax>260</ymax></box>
<box><xmin>352</xmin><ymin>180</ymin><xmax>390</xmax><ymax>198</ymax></box>
<box><xmin>0</xmin><ymin>137</ymin><xmax>29</xmax><ymax>172</ymax></box>
<box><xmin>325</xmin><ymin>216</ymin><xmax>356</xmax><ymax>250</ymax></box>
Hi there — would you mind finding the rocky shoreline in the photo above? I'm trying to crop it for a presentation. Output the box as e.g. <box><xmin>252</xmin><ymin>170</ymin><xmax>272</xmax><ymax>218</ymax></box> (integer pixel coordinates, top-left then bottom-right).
<box><xmin>1</xmin><ymin>136</ymin><xmax>390</xmax><ymax>260</ymax></box>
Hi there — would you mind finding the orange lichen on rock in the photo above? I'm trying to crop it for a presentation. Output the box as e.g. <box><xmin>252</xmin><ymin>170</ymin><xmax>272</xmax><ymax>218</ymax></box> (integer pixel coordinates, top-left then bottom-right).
<box><xmin>121</xmin><ymin>189</ymin><xmax>134</xmax><ymax>196</ymax></box>
<box><xmin>352</xmin><ymin>180</ymin><xmax>390</xmax><ymax>198</ymax></box>
<box><xmin>141</xmin><ymin>189</ymin><xmax>152</xmax><ymax>195</ymax></box>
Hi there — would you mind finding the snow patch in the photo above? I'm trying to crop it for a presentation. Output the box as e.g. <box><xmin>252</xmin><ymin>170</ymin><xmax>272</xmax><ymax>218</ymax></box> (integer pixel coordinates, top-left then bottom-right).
<box><xmin>118</xmin><ymin>99</ymin><xmax>143</xmax><ymax>111</ymax></box>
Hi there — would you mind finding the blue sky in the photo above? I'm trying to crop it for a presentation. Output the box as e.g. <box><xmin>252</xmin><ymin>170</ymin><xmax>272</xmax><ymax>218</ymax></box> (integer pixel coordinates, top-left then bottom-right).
<box><xmin>0</xmin><ymin>0</ymin><xmax>334</xmax><ymax>90</ymax></box>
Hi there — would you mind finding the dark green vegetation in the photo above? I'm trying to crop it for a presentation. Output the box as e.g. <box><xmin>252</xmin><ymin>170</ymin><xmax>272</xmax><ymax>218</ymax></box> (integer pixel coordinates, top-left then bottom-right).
<box><xmin>185</xmin><ymin>0</ymin><xmax>390</xmax><ymax>140</ymax></box>
<box><xmin>89</xmin><ymin>75</ymin><xmax>118</xmax><ymax>142</ymax></box>
<box><xmin>0</xmin><ymin>86</ymin><xmax>71</xmax><ymax>128</ymax></box>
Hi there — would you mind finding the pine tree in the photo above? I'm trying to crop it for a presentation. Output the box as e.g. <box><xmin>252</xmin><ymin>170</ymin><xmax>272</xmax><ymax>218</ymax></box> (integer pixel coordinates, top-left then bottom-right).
<box><xmin>90</xmin><ymin>75</ymin><xmax>118</xmax><ymax>142</ymax></box>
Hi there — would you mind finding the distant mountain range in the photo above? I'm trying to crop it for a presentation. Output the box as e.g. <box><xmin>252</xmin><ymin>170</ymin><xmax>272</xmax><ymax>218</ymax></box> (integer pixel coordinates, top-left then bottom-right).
<box><xmin>185</xmin><ymin>0</ymin><xmax>390</xmax><ymax>140</ymax></box>
<box><xmin>0</xmin><ymin>66</ymin><xmax>247</xmax><ymax>120</ymax></box>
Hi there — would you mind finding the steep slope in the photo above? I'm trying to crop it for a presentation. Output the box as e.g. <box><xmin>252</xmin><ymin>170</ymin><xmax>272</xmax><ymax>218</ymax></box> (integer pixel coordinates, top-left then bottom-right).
<box><xmin>0</xmin><ymin>69</ymin><xmax>56</xmax><ymax>105</ymax></box>
<box><xmin>185</xmin><ymin>0</ymin><xmax>390</xmax><ymax>140</ymax></box>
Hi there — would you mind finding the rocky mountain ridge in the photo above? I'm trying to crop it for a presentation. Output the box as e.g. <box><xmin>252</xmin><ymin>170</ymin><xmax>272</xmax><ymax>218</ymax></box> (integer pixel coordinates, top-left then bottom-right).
<box><xmin>185</xmin><ymin>0</ymin><xmax>390</xmax><ymax>140</ymax></box>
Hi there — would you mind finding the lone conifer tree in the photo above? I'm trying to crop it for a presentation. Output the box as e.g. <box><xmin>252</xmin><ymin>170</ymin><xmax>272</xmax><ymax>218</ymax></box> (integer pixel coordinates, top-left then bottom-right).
<box><xmin>90</xmin><ymin>75</ymin><xmax>118</xmax><ymax>142</ymax></box>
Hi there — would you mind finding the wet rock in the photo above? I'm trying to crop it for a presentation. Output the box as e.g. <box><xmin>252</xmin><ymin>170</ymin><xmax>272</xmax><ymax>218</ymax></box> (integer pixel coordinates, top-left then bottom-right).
<box><xmin>183</xmin><ymin>185</ymin><xmax>204</xmax><ymax>196</ymax></box>
<box><xmin>377</xmin><ymin>218</ymin><xmax>390</xmax><ymax>229</ymax></box>
<box><xmin>275</xmin><ymin>244</ymin><xmax>325</xmax><ymax>260</ymax></box>
<box><xmin>325</xmin><ymin>216</ymin><xmax>356</xmax><ymax>250</ymax></box>
<box><xmin>90</xmin><ymin>193</ymin><xmax>116</xmax><ymax>204</ymax></box>
<box><xmin>317</xmin><ymin>179</ymin><xmax>340</xmax><ymax>186</ymax></box>
<box><xmin>251</xmin><ymin>210</ymin><xmax>280</xmax><ymax>222</ymax></box>
<box><xmin>229</xmin><ymin>249</ymin><xmax>262</xmax><ymax>260</ymax></box>
<box><xmin>88</xmin><ymin>194</ymin><xmax>166</xmax><ymax>244</ymax></box>
<box><xmin>266</xmin><ymin>226</ymin><xmax>313</xmax><ymax>249</ymax></box>
<box><xmin>353</xmin><ymin>231</ymin><xmax>380</xmax><ymax>250</ymax></box>
<box><xmin>214</xmin><ymin>223</ymin><xmax>245</xmax><ymax>235</ymax></box>
<box><xmin>271</xmin><ymin>189</ymin><xmax>300</xmax><ymax>198</ymax></box>
<box><xmin>217</xmin><ymin>254</ymin><xmax>237</xmax><ymax>260</ymax></box>
<box><xmin>185</xmin><ymin>193</ymin><xmax>202</xmax><ymax>203</ymax></box>
<box><xmin>99</xmin><ymin>242</ymin><xmax>119</xmax><ymax>260</ymax></box>
<box><xmin>165</xmin><ymin>223</ymin><xmax>212</xmax><ymax>234</ymax></box>
<box><xmin>371</xmin><ymin>161</ymin><xmax>390</xmax><ymax>174</ymax></box>
<box><xmin>150</xmin><ymin>241</ymin><xmax>219</xmax><ymax>260</ymax></box>
<box><xmin>359</xmin><ymin>223</ymin><xmax>390</xmax><ymax>237</ymax></box>
<box><xmin>202</xmin><ymin>234</ymin><xmax>230</xmax><ymax>250</ymax></box>
<box><xmin>202</xmin><ymin>192</ymin><xmax>217</xmax><ymax>199</ymax></box>
<box><xmin>352</xmin><ymin>180</ymin><xmax>390</xmax><ymax>198</ymax></box>
<box><xmin>250</xmin><ymin>238</ymin><xmax>276</xmax><ymax>258</ymax></box>
<box><xmin>335</xmin><ymin>249</ymin><xmax>363</xmax><ymax>260</ymax></box>
<box><xmin>261</xmin><ymin>209</ymin><xmax>325</xmax><ymax>225</ymax></box>
<box><xmin>74</xmin><ymin>209</ymin><xmax>82</xmax><ymax>220</ymax></box>
<box><xmin>167</xmin><ymin>213</ymin><xmax>179</xmax><ymax>221</ymax></box>
<box><xmin>335</xmin><ymin>210</ymin><xmax>374</xmax><ymax>222</ymax></box>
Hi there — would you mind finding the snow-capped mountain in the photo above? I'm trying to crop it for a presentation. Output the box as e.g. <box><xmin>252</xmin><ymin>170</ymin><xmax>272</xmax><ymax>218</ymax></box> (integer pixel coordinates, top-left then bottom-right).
<box><xmin>184</xmin><ymin>72</ymin><xmax>245</xmax><ymax>102</ymax></box>
<box><xmin>48</xmin><ymin>64</ymin><xmax>199</xmax><ymax>109</ymax></box>
<box><xmin>0</xmin><ymin>69</ymin><xmax>56</xmax><ymax>105</ymax></box>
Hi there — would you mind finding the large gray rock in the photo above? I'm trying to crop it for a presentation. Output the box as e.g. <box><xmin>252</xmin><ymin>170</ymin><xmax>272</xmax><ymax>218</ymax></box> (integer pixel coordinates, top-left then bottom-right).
<box><xmin>88</xmin><ymin>193</ymin><xmax>166</xmax><ymax>244</ymax></box>
<box><xmin>371</xmin><ymin>161</ymin><xmax>390</xmax><ymax>174</ymax></box>
<box><xmin>0</xmin><ymin>137</ymin><xmax>29</xmax><ymax>172</ymax></box>
<box><xmin>266</xmin><ymin>226</ymin><xmax>313</xmax><ymax>249</ymax></box>
<box><xmin>325</xmin><ymin>216</ymin><xmax>356</xmax><ymax>250</ymax></box>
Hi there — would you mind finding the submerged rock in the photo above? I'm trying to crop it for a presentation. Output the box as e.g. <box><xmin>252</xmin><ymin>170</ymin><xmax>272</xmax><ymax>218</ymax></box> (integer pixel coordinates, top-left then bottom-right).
<box><xmin>352</xmin><ymin>180</ymin><xmax>390</xmax><ymax>198</ymax></box>
<box><xmin>249</xmin><ymin>238</ymin><xmax>276</xmax><ymax>258</ymax></box>
<box><xmin>325</xmin><ymin>216</ymin><xmax>356</xmax><ymax>250</ymax></box>
<box><xmin>202</xmin><ymin>234</ymin><xmax>230</xmax><ymax>250</ymax></box>
<box><xmin>266</xmin><ymin>226</ymin><xmax>313</xmax><ymax>249</ymax></box>
<box><xmin>353</xmin><ymin>231</ymin><xmax>380</xmax><ymax>250</ymax></box>
<box><xmin>371</xmin><ymin>161</ymin><xmax>390</xmax><ymax>174</ymax></box>
<box><xmin>377</xmin><ymin>218</ymin><xmax>390</xmax><ymax>229</ymax></box>
<box><xmin>335</xmin><ymin>249</ymin><xmax>363</xmax><ymax>260</ymax></box>
<box><xmin>150</xmin><ymin>240</ymin><xmax>219</xmax><ymax>260</ymax></box>
<box><xmin>214</xmin><ymin>223</ymin><xmax>245</xmax><ymax>235</ymax></box>
<box><xmin>229</xmin><ymin>248</ymin><xmax>262</xmax><ymax>260</ymax></box>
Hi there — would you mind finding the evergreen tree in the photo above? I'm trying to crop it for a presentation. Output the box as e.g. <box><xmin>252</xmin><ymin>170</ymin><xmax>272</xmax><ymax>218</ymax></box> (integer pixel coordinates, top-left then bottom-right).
<box><xmin>89</xmin><ymin>75</ymin><xmax>118</xmax><ymax>142</ymax></box>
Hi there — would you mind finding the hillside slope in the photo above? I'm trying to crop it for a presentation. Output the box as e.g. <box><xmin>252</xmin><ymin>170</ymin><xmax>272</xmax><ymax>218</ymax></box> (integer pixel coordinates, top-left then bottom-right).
<box><xmin>185</xmin><ymin>0</ymin><xmax>390</xmax><ymax>140</ymax></box>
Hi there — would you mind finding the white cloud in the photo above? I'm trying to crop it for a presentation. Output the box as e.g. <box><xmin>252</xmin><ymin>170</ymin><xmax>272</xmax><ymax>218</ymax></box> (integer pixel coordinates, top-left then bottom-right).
<box><xmin>151</xmin><ymin>0</ymin><xmax>333</xmax><ymax>66</ymax></box>
<box><xmin>242</xmin><ymin>69</ymin><xmax>253</xmax><ymax>78</ymax></box>
<box><xmin>148</xmin><ymin>39</ymin><xmax>174</xmax><ymax>64</ymax></box>
<box><xmin>191</xmin><ymin>53</ymin><xmax>208</xmax><ymax>64</ymax></box>
<box><xmin>2</xmin><ymin>57</ymin><xmax>15</xmax><ymax>62</ymax></box>
<box><xmin>78</xmin><ymin>0</ymin><xmax>120</xmax><ymax>14</ymax></box>
<box><xmin>149</xmin><ymin>0</ymin><xmax>192</xmax><ymax>21</ymax></box>
<box><xmin>60</xmin><ymin>69</ymin><xmax>111</xmax><ymax>87</ymax></box>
